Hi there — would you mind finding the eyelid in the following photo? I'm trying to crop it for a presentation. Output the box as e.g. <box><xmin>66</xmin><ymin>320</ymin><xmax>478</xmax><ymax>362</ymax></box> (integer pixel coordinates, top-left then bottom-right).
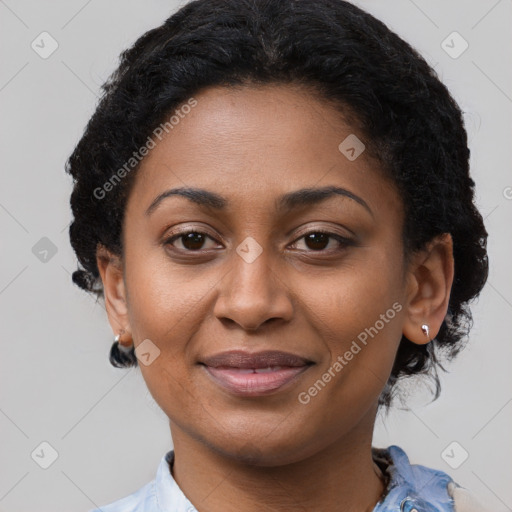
<box><xmin>291</xmin><ymin>223</ymin><xmax>356</xmax><ymax>241</ymax></box>
<box><xmin>163</xmin><ymin>223</ymin><xmax>220</xmax><ymax>239</ymax></box>
<box><xmin>163</xmin><ymin>223</ymin><xmax>353</xmax><ymax>242</ymax></box>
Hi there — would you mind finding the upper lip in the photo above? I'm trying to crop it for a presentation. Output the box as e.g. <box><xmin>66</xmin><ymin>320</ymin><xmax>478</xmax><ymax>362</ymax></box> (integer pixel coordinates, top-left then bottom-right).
<box><xmin>200</xmin><ymin>350</ymin><xmax>313</xmax><ymax>369</ymax></box>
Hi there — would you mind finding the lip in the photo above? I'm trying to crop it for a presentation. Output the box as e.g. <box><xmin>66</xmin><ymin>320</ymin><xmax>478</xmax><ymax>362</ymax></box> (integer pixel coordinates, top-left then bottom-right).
<box><xmin>201</xmin><ymin>350</ymin><xmax>313</xmax><ymax>369</ymax></box>
<box><xmin>199</xmin><ymin>350</ymin><xmax>314</xmax><ymax>396</ymax></box>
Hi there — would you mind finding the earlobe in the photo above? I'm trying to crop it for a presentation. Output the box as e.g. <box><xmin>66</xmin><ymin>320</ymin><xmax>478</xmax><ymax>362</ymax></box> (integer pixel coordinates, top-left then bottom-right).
<box><xmin>402</xmin><ymin>233</ymin><xmax>454</xmax><ymax>345</ymax></box>
<box><xmin>96</xmin><ymin>244</ymin><xmax>131</xmax><ymax>339</ymax></box>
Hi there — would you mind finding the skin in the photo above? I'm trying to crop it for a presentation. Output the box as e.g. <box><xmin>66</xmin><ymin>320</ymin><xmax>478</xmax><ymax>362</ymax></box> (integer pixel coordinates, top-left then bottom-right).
<box><xmin>96</xmin><ymin>83</ymin><xmax>454</xmax><ymax>512</ymax></box>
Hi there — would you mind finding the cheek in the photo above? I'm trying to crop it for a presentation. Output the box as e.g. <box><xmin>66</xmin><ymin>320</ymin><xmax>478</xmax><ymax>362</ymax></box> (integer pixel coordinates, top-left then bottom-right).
<box><xmin>124</xmin><ymin>244</ymin><xmax>216</xmax><ymax>345</ymax></box>
<box><xmin>302</xmin><ymin>255</ymin><xmax>403</xmax><ymax>336</ymax></box>
<box><xmin>298</xmin><ymin>257</ymin><xmax>404</xmax><ymax>390</ymax></box>
<box><xmin>124</xmin><ymin>257</ymin><xmax>216</xmax><ymax>419</ymax></box>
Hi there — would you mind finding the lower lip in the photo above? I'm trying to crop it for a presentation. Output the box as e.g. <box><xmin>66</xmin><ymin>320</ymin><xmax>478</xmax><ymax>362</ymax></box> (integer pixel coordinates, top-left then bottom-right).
<box><xmin>201</xmin><ymin>365</ymin><xmax>311</xmax><ymax>396</ymax></box>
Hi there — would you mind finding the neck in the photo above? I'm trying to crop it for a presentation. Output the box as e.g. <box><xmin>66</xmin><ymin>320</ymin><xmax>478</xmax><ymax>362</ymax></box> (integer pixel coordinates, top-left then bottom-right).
<box><xmin>169</xmin><ymin>408</ymin><xmax>385</xmax><ymax>512</ymax></box>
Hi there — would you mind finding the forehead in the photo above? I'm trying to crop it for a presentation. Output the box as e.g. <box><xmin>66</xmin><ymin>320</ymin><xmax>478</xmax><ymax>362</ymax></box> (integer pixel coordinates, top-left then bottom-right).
<box><xmin>127</xmin><ymin>83</ymin><xmax>400</xmax><ymax>219</ymax></box>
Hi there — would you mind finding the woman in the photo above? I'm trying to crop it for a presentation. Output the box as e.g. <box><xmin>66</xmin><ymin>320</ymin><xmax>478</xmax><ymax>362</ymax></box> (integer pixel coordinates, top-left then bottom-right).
<box><xmin>66</xmin><ymin>0</ymin><xmax>489</xmax><ymax>510</ymax></box>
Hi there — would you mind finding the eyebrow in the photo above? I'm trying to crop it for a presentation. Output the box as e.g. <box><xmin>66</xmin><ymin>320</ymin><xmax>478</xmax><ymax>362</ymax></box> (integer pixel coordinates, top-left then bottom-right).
<box><xmin>144</xmin><ymin>185</ymin><xmax>373</xmax><ymax>217</ymax></box>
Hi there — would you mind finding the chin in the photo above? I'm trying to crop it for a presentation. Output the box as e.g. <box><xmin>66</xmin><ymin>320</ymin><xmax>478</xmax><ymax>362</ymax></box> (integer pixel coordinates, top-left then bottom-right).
<box><xmin>207</xmin><ymin>431</ymin><xmax>317</xmax><ymax>467</ymax></box>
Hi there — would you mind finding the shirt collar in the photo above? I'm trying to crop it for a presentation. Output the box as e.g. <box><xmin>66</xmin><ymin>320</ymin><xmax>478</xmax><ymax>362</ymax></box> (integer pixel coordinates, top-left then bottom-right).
<box><xmin>154</xmin><ymin>450</ymin><xmax>197</xmax><ymax>512</ymax></box>
<box><xmin>372</xmin><ymin>445</ymin><xmax>454</xmax><ymax>511</ymax></box>
<box><xmin>155</xmin><ymin>446</ymin><xmax>454</xmax><ymax>512</ymax></box>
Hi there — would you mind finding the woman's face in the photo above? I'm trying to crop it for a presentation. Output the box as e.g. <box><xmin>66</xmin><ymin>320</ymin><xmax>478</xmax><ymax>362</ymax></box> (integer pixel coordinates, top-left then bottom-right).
<box><xmin>102</xmin><ymin>84</ymin><xmax>420</xmax><ymax>465</ymax></box>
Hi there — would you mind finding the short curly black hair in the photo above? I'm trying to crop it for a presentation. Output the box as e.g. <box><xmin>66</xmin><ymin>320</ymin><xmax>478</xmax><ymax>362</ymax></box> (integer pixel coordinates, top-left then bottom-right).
<box><xmin>65</xmin><ymin>0</ymin><xmax>488</xmax><ymax>407</ymax></box>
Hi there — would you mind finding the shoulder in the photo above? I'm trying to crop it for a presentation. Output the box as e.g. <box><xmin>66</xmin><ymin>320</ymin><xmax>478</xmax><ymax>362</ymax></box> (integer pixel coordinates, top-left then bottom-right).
<box><xmin>87</xmin><ymin>449</ymin><xmax>196</xmax><ymax>512</ymax></box>
<box><xmin>448</xmin><ymin>482</ymin><xmax>490</xmax><ymax>512</ymax></box>
<box><xmin>87</xmin><ymin>479</ymin><xmax>157</xmax><ymax>512</ymax></box>
<box><xmin>373</xmin><ymin>445</ymin><xmax>489</xmax><ymax>512</ymax></box>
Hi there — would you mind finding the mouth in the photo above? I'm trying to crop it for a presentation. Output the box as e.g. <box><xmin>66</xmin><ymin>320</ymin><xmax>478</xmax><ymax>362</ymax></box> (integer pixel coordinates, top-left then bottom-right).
<box><xmin>199</xmin><ymin>350</ymin><xmax>315</xmax><ymax>396</ymax></box>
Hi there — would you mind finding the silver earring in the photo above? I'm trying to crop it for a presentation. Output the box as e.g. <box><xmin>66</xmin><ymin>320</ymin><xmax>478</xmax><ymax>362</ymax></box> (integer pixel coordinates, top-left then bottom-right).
<box><xmin>421</xmin><ymin>324</ymin><xmax>430</xmax><ymax>340</ymax></box>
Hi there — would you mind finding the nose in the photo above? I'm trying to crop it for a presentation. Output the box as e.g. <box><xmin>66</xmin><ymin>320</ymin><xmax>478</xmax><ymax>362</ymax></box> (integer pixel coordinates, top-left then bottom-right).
<box><xmin>213</xmin><ymin>244</ymin><xmax>293</xmax><ymax>331</ymax></box>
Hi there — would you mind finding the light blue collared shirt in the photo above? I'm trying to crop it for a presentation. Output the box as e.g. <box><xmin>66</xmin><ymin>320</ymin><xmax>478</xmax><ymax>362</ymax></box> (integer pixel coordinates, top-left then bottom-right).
<box><xmin>89</xmin><ymin>445</ymin><xmax>470</xmax><ymax>511</ymax></box>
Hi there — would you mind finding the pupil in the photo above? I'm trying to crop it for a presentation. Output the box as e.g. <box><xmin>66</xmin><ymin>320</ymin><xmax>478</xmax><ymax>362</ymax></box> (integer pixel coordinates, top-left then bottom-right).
<box><xmin>305</xmin><ymin>232</ymin><xmax>328</xmax><ymax>250</ymax></box>
<box><xmin>183</xmin><ymin>232</ymin><xmax>204</xmax><ymax>250</ymax></box>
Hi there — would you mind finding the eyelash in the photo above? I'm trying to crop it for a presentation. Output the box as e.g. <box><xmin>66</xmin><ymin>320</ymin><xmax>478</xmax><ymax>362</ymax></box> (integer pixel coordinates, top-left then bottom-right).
<box><xmin>163</xmin><ymin>228</ymin><xmax>353</xmax><ymax>254</ymax></box>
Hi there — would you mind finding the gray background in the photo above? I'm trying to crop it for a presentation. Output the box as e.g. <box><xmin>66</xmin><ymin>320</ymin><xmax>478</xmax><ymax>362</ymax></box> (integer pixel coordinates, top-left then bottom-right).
<box><xmin>0</xmin><ymin>0</ymin><xmax>511</xmax><ymax>510</ymax></box>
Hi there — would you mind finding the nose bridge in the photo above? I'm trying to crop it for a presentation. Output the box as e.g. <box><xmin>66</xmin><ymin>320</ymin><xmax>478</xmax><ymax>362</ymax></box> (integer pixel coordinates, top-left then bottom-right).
<box><xmin>213</xmin><ymin>236</ymin><xmax>292</xmax><ymax>330</ymax></box>
<box><xmin>235</xmin><ymin>238</ymin><xmax>272</xmax><ymax>295</ymax></box>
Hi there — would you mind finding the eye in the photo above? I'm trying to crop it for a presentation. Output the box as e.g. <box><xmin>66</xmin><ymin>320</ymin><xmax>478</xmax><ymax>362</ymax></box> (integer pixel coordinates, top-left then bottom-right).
<box><xmin>163</xmin><ymin>228</ymin><xmax>353</xmax><ymax>254</ymax></box>
<box><xmin>290</xmin><ymin>230</ymin><xmax>353</xmax><ymax>252</ymax></box>
<box><xmin>163</xmin><ymin>230</ymin><xmax>221</xmax><ymax>252</ymax></box>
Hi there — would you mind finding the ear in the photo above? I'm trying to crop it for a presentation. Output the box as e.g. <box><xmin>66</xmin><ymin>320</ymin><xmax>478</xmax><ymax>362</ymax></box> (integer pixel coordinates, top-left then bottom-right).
<box><xmin>402</xmin><ymin>233</ymin><xmax>454</xmax><ymax>345</ymax></box>
<box><xmin>96</xmin><ymin>244</ymin><xmax>131</xmax><ymax>340</ymax></box>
